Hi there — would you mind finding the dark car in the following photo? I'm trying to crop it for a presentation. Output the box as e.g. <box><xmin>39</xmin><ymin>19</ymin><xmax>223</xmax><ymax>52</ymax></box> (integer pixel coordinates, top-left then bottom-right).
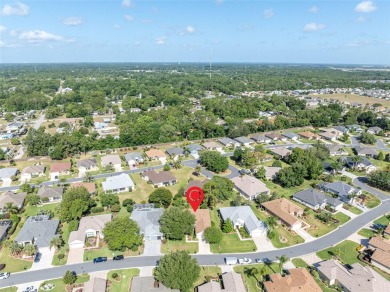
<box><xmin>113</xmin><ymin>255</ymin><xmax>124</xmax><ymax>261</ymax></box>
<box><xmin>34</xmin><ymin>253</ymin><xmax>41</xmax><ymax>263</ymax></box>
<box><xmin>262</xmin><ymin>258</ymin><xmax>272</xmax><ymax>264</ymax></box>
<box><xmin>93</xmin><ymin>257</ymin><xmax>107</xmax><ymax>263</ymax></box>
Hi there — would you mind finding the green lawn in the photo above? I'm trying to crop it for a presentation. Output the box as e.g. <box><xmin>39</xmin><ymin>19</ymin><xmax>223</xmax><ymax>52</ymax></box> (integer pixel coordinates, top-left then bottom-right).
<box><xmin>365</xmin><ymin>194</ymin><xmax>381</xmax><ymax>209</ymax></box>
<box><xmin>291</xmin><ymin>258</ymin><xmax>309</xmax><ymax>268</ymax></box>
<box><xmin>374</xmin><ymin>214</ymin><xmax>390</xmax><ymax>226</ymax></box>
<box><xmin>194</xmin><ymin>266</ymin><xmax>222</xmax><ymax>287</ymax></box>
<box><xmin>161</xmin><ymin>238</ymin><xmax>198</xmax><ymax>254</ymax></box>
<box><xmin>271</xmin><ymin>226</ymin><xmax>304</xmax><ymax>248</ymax></box>
<box><xmin>210</xmin><ymin>209</ymin><xmax>221</xmax><ymax>228</ymax></box>
<box><xmin>264</xmin><ymin>179</ymin><xmax>314</xmax><ymax>199</ymax></box>
<box><xmin>358</xmin><ymin>228</ymin><xmax>376</xmax><ymax>238</ymax></box>
<box><xmin>52</xmin><ymin>222</ymin><xmax>71</xmax><ymax>266</ymax></box>
<box><xmin>107</xmin><ymin>268</ymin><xmax>140</xmax><ymax>292</ymax></box>
<box><xmin>234</xmin><ymin>263</ymin><xmax>281</xmax><ymax>292</ymax></box>
<box><xmin>39</xmin><ymin>274</ymin><xmax>90</xmax><ymax>291</ymax></box>
<box><xmin>333</xmin><ymin>212</ymin><xmax>350</xmax><ymax>225</ymax></box>
<box><xmin>250</xmin><ymin>205</ymin><xmax>269</xmax><ymax>221</ymax></box>
<box><xmin>316</xmin><ymin>240</ymin><xmax>360</xmax><ymax>265</ymax></box>
<box><xmin>0</xmin><ymin>287</ymin><xmax>17</xmax><ymax>292</ymax></box>
<box><xmin>211</xmin><ymin>233</ymin><xmax>256</xmax><ymax>253</ymax></box>
<box><xmin>23</xmin><ymin>202</ymin><xmax>61</xmax><ymax>218</ymax></box>
<box><xmin>83</xmin><ymin>245</ymin><xmax>143</xmax><ymax>261</ymax></box>
<box><xmin>0</xmin><ymin>247</ymin><xmax>32</xmax><ymax>273</ymax></box>
<box><xmin>302</xmin><ymin>209</ymin><xmax>349</xmax><ymax>238</ymax></box>
<box><xmin>343</xmin><ymin>204</ymin><xmax>363</xmax><ymax>215</ymax></box>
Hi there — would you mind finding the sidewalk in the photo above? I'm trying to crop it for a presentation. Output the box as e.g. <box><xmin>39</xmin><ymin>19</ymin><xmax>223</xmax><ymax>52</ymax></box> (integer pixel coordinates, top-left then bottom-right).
<box><xmin>294</xmin><ymin>228</ymin><xmax>316</xmax><ymax>242</ymax></box>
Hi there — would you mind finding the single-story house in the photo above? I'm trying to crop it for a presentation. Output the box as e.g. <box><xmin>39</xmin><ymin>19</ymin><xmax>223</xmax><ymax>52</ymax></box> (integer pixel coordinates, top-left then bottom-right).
<box><xmin>282</xmin><ymin>132</ymin><xmax>299</xmax><ymax>141</ymax></box>
<box><xmin>231</xmin><ymin>175</ymin><xmax>270</xmax><ymax>200</ymax></box>
<box><xmin>368</xmin><ymin>236</ymin><xmax>390</xmax><ymax>274</ymax></box>
<box><xmin>124</xmin><ymin>152</ymin><xmax>144</xmax><ymax>166</ymax></box>
<box><xmin>346</xmin><ymin>124</ymin><xmax>363</xmax><ymax>133</ymax></box>
<box><xmin>185</xmin><ymin>180</ymin><xmax>208</xmax><ymax>192</ymax></box>
<box><xmin>83</xmin><ymin>277</ymin><xmax>106</xmax><ymax>292</ymax></box>
<box><xmin>293</xmin><ymin>189</ymin><xmax>343</xmax><ymax>211</ymax></box>
<box><xmin>0</xmin><ymin>191</ymin><xmax>27</xmax><ymax>214</ymax></box>
<box><xmin>265</xmin><ymin>132</ymin><xmax>284</xmax><ymax>141</ymax></box>
<box><xmin>50</xmin><ymin>162</ymin><xmax>71</xmax><ymax>181</ymax></box>
<box><xmin>37</xmin><ymin>186</ymin><xmax>64</xmax><ymax>203</ymax></box>
<box><xmin>219</xmin><ymin>206</ymin><xmax>267</xmax><ymax>237</ymax></box>
<box><xmin>264</xmin><ymin>167</ymin><xmax>281</xmax><ymax>180</ymax></box>
<box><xmin>142</xmin><ymin>170</ymin><xmax>177</xmax><ymax>187</ymax></box>
<box><xmin>298</xmin><ymin>131</ymin><xmax>321</xmax><ymax>140</ymax></box>
<box><xmin>184</xmin><ymin>144</ymin><xmax>203</xmax><ymax>158</ymax></box>
<box><xmin>145</xmin><ymin>149</ymin><xmax>167</xmax><ymax>164</ymax></box>
<box><xmin>263</xmin><ymin>268</ymin><xmax>321</xmax><ymax>292</ymax></box>
<box><xmin>234</xmin><ymin>136</ymin><xmax>254</xmax><ymax>147</ymax></box>
<box><xmin>198</xmin><ymin>271</ymin><xmax>246</xmax><ymax>292</ymax></box>
<box><xmin>0</xmin><ymin>220</ymin><xmax>11</xmax><ymax>242</ymax></box>
<box><xmin>218</xmin><ymin>137</ymin><xmax>240</xmax><ymax>148</ymax></box>
<box><xmin>269</xmin><ymin>147</ymin><xmax>292</xmax><ymax>159</ymax></box>
<box><xmin>190</xmin><ymin>209</ymin><xmax>211</xmax><ymax>237</ymax></box>
<box><xmin>100</xmin><ymin>155</ymin><xmax>122</xmax><ymax>169</ymax></box>
<box><xmin>340</xmin><ymin>157</ymin><xmax>377</xmax><ymax>173</ymax></box>
<box><xmin>166</xmin><ymin>147</ymin><xmax>185</xmax><ymax>160</ymax></box>
<box><xmin>130</xmin><ymin>204</ymin><xmax>164</xmax><ymax>241</ymax></box>
<box><xmin>76</xmin><ymin>158</ymin><xmax>99</xmax><ymax>173</ymax></box>
<box><xmin>262</xmin><ymin>198</ymin><xmax>304</xmax><ymax>230</ymax></box>
<box><xmin>326</xmin><ymin>145</ymin><xmax>348</xmax><ymax>156</ymax></box>
<box><xmin>0</xmin><ymin>167</ymin><xmax>19</xmax><ymax>182</ymax></box>
<box><xmin>367</xmin><ymin>126</ymin><xmax>382</xmax><ymax>135</ymax></box>
<box><xmin>202</xmin><ymin>141</ymin><xmax>223</xmax><ymax>151</ymax></box>
<box><xmin>250</xmin><ymin>134</ymin><xmax>271</xmax><ymax>144</ymax></box>
<box><xmin>15</xmin><ymin>215</ymin><xmax>60</xmax><ymax>251</ymax></box>
<box><xmin>316</xmin><ymin>259</ymin><xmax>389</xmax><ymax>292</ymax></box>
<box><xmin>69</xmin><ymin>214</ymin><xmax>112</xmax><ymax>249</ymax></box>
<box><xmin>102</xmin><ymin>173</ymin><xmax>134</xmax><ymax>193</ymax></box>
<box><xmin>319</xmin><ymin>131</ymin><xmax>338</xmax><ymax>141</ymax></box>
<box><xmin>71</xmin><ymin>182</ymin><xmax>96</xmax><ymax>195</ymax></box>
<box><xmin>354</xmin><ymin>146</ymin><xmax>378</xmax><ymax>158</ymax></box>
<box><xmin>318</xmin><ymin>181</ymin><xmax>361</xmax><ymax>204</ymax></box>
<box><xmin>332</xmin><ymin>126</ymin><xmax>349</xmax><ymax>134</ymax></box>
<box><xmin>21</xmin><ymin>165</ymin><xmax>46</xmax><ymax>182</ymax></box>
<box><xmin>130</xmin><ymin>276</ymin><xmax>178</xmax><ymax>291</ymax></box>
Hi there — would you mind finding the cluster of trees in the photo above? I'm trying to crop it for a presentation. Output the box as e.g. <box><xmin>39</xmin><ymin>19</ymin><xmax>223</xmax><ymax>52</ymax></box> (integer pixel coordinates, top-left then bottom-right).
<box><xmin>232</xmin><ymin>145</ymin><xmax>267</xmax><ymax>170</ymax></box>
<box><xmin>160</xmin><ymin>207</ymin><xmax>195</xmax><ymax>240</ymax></box>
<box><xmin>359</xmin><ymin>132</ymin><xmax>377</xmax><ymax>144</ymax></box>
<box><xmin>201</xmin><ymin>176</ymin><xmax>235</xmax><ymax>208</ymax></box>
<box><xmin>199</xmin><ymin>150</ymin><xmax>229</xmax><ymax>173</ymax></box>
<box><xmin>102</xmin><ymin>217</ymin><xmax>143</xmax><ymax>251</ymax></box>
<box><xmin>368</xmin><ymin>170</ymin><xmax>390</xmax><ymax>191</ymax></box>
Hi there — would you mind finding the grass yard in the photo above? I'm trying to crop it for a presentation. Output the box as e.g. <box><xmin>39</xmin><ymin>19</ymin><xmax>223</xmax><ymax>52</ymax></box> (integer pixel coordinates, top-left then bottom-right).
<box><xmin>211</xmin><ymin>233</ymin><xmax>256</xmax><ymax>253</ymax></box>
<box><xmin>0</xmin><ymin>287</ymin><xmax>17</xmax><ymax>292</ymax></box>
<box><xmin>316</xmin><ymin>240</ymin><xmax>360</xmax><ymax>265</ymax></box>
<box><xmin>343</xmin><ymin>204</ymin><xmax>363</xmax><ymax>215</ymax></box>
<box><xmin>39</xmin><ymin>274</ymin><xmax>90</xmax><ymax>292</ymax></box>
<box><xmin>271</xmin><ymin>226</ymin><xmax>304</xmax><ymax>248</ymax></box>
<box><xmin>234</xmin><ymin>263</ymin><xmax>281</xmax><ymax>292</ymax></box>
<box><xmin>374</xmin><ymin>214</ymin><xmax>390</xmax><ymax>226</ymax></box>
<box><xmin>83</xmin><ymin>244</ymin><xmax>144</xmax><ymax>261</ymax></box>
<box><xmin>52</xmin><ymin>222</ymin><xmax>71</xmax><ymax>266</ymax></box>
<box><xmin>250</xmin><ymin>205</ymin><xmax>269</xmax><ymax>221</ymax></box>
<box><xmin>313</xmin><ymin>93</ymin><xmax>390</xmax><ymax>107</ymax></box>
<box><xmin>23</xmin><ymin>202</ymin><xmax>61</xmax><ymax>218</ymax></box>
<box><xmin>129</xmin><ymin>173</ymin><xmax>155</xmax><ymax>203</ymax></box>
<box><xmin>264</xmin><ymin>179</ymin><xmax>314</xmax><ymax>199</ymax></box>
<box><xmin>364</xmin><ymin>194</ymin><xmax>381</xmax><ymax>209</ymax></box>
<box><xmin>107</xmin><ymin>268</ymin><xmax>140</xmax><ymax>292</ymax></box>
<box><xmin>333</xmin><ymin>212</ymin><xmax>350</xmax><ymax>225</ymax></box>
<box><xmin>194</xmin><ymin>266</ymin><xmax>222</xmax><ymax>287</ymax></box>
<box><xmin>302</xmin><ymin>209</ymin><xmax>349</xmax><ymax>238</ymax></box>
<box><xmin>161</xmin><ymin>238</ymin><xmax>198</xmax><ymax>254</ymax></box>
<box><xmin>291</xmin><ymin>258</ymin><xmax>309</xmax><ymax>268</ymax></box>
<box><xmin>0</xmin><ymin>247</ymin><xmax>33</xmax><ymax>273</ymax></box>
<box><xmin>358</xmin><ymin>228</ymin><xmax>376</xmax><ymax>238</ymax></box>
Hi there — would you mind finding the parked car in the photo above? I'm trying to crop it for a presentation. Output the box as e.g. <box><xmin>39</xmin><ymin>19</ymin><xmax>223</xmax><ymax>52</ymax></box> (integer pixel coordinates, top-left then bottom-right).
<box><xmin>373</xmin><ymin>223</ymin><xmax>387</xmax><ymax>230</ymax></box>
<box><xmin>238</xmin><ymin>258</ymin><xmax>252</xmax><ymax>264</ymax></box>
<box><xmin>262</xmin><ymin>258</ymin><xmax>272</xmax><ymax>264</ymax></box>
<box><xmin>225</xmin><ymin>257</ymin><xmax>238</xmax><ymax>265</ymax></box>
<box><xmin>93</xmin><ymin>257</ymin><xmax>107</xmax><ymax>263</ymax></box>
<box><xmin>0</xmin><ymin>272</ymin><xmax>10</xmax><ymax>280</ymax></box>
<box><xmin>255</xmin><ymin>258</ymin><xmax>262</xmax><ymax>263</ymax></box>
<box><xmin>34</xmin><ymin>253</ymin><xmax>41</xmax><ymax>263</ymax></box>
<box><xmin>113</xmin><ymin>255</ymin><xmax>124</xmax><ymax>261</ymax></box>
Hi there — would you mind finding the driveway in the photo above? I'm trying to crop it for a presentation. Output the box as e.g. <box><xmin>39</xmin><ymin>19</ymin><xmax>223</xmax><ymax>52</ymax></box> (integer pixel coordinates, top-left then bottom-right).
<box><xmin>197</xmin><ymin>232</ymin><xmax>211</xmax><ymax>254</ymax></box>
<box><xmin>114</xmin><ymin>165</ymin><xmax>123</xmax><ymax>172</ymax></box>
<box><xmin>339</xmin><ymin>208</ymin><xmax>358</xmax><ymax>219</ymax></box>
<box><xmin>1</xmin><ymin>180</ymin><xmax>11</xmax><ymax>188</ymax></box>
<box><xmin>252</xmin><ymin>235</ymin><xmax>275</xmax><ymax>251</ymax></box>
<box><xmin>67</xmin><ymin>247</ymin><xmax>84</xmax><ymax>264</ymax></box>
<box><xmin>294</xmin><ymin>228</ymin><xmax>316</xmax><ymax>242</ymax></box>
<box><xmin>143</xmin><ymin>240</ymin><xmax>162</xmax><ymax>256</ymax></box>
<box><xmin>30</xmin><ymin>248</ymin><xmax>55</xmax><ymax>271</ymax></box>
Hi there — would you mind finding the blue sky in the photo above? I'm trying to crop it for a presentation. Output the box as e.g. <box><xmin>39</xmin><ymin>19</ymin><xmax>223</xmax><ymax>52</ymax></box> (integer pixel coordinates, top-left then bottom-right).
<box><xmin>0</xmin><ymin>0</ymin><xmax>389</xmax><ymax>64</ymax></box>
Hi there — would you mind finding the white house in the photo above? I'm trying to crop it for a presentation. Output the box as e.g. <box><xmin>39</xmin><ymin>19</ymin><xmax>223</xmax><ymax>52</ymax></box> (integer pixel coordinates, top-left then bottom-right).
<box><xmin>20</xmin><ymin>165</ymin><xmax>46</xmax><ymax>183</ymax></box>
<box><xmin>102</xmin><ymin>173</ymin><xmax>134</xmax><ymax>193</ymax></box>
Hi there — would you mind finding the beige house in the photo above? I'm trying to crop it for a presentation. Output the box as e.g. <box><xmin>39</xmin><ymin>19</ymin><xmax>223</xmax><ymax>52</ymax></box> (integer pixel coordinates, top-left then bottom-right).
<box><xmin>368</xmin><ymin>236</ymin><xmax>390</xmax><ymax>274</ymax></box>
<box><xmin>263</xmin><ymin>268</ymin><xmax>321</xmax><ymax>292</ymax></box>
<box><xmin>145</xmin><ymin>149</ymin><xmax>167</xmax><ymax>164</ymax></box>
<box><xmin>262</xmin><ymin>198</ymin><xmax>304</xmax><ymax>230</ymax></box>
<box><xmin>21</xmin><ymin>165</ymin><xmax>46</xmax><ymax>182</ymax></box>
<box><xmin>198</xmin><ymin>272</ymin><xmax>246</xmax><ymax>292</ymax></box>
<box><xmin>202</xmin><ymin>141</ymin><xmax>223</xmax><ymax>151</ymax></box>
<box><xmin>231</xmin><ymin>175</ymin><xmax>270</xmax><ymax>200</ymax></box>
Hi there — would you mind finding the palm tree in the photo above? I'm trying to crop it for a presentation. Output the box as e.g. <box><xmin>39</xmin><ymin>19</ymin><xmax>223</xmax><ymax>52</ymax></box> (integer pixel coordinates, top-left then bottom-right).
<box><xmin>259</xmin><ymin>265</ymin><xmax>268</xmax><ymax>281</ymax></box>
<box><xmin>83</xmin><ymin>172</ymin><xmax>94</xmax><ymax>183</ymax></box>
<box><xmin>50</xmin><ymin>236</ymin><xmax>64</xmax><ymax>251</ymax></box>
<box><xmin>4</xmin><ymin>202</ymin><xmax>19</xmax><ymax>214</ymax></box>
<box><xmin>276</xmin><ymin>254</ymin><xmax>289</xmax><ymax>275</ymax></box>
<box><xmin>5</xmin><ymin>240</ymin><xmax>22</xmax><ymax>256</ymax></box>
<box><xmin>266</xmin><ymin>216</ymin><xmax>277</xmax><ymax>230</ymax></box>
<box><xmin>249</xmin><ymin>267</ymin><xmax>259</xmax><ymax>281</ymax></box>
<box><xmin>173</xmin><ymin>158</ymin><xmax>182</xmax><ymax>169</ymax></box>
<box><xmin>23</xmin><ymin>243</ymin><xmax>37</xmax><ymax>257</ymax></box>
<box><xmin>195</xmin><ymin>165</ymin><xmax>202</xmax><ymax>176</ymax></box>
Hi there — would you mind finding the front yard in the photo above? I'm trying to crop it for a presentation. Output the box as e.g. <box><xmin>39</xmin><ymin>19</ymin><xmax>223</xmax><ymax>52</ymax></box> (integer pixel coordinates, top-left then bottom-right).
<box><xmin>0</xmin><ymin>247</ymin><xmax>32</xmax><ymax>273</ymax></box>
<box><xmin>39</xmin><ymin>274</ymin><xmax>90</xmax><ymax>292</ymax></box>
<box><xmin>83</xmin><ymin>244</ymin><xmax>144</xmax><ymax>261</ymax></box>
<box><xmin>357</xmin><ymin>228</ymin><xmax>376</xmax><ymax>238</ymax></box>
<box><xmin>303</xmin><ymin>209</ymin><xmax>350</xmax><ymax>238</ymax></box>
<box><xmin>316</xmin><ymin>240</ymin><xmax>360</xmax><ymax>265</ymax></box>
<box><xmin>210</xmin><ymin>233</ymin><xmax>256</xmax><ymax>253</ymax></box>
<box><xmin>342</xmin><ymin>204</ymin><xmax>363</xmax><ymax>215</ymax></box>
<box><xmin>374</xmin><ymin>214</ymin><xmax>390</xmax><ymax>226</ymax></box>
<box><xmin>271</xmin><ymin>226</ymin><xmax>304</xmax><ymax>248</ymax></box>
<box><xmin>194</xmin><ymin>266</ymin><xmax>222</xmax><ymax>287</ymax></box>
<box><xmin>107</xmin><ymin>268</ymin><xmax>140</xmax><ymax>292</ymax></box>
<box><xmin>161</xmin><ymin>238</ymin><xmax>198</xmax><ymax>254</ymax></box>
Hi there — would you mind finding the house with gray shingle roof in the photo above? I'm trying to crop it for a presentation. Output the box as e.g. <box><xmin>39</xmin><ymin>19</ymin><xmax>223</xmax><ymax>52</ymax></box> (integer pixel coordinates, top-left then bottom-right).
<box><xmin>340</xmin><ymin>156</ymin><xmax>377</xmax><ymax>173</ymax></box>
<box><xmin>166</xmin><ymin>147</ymin><xmax>185</xmax><ymax>160</ymax></box>
<box><xmin>0</xmin><ymin>167</ymin><xmax>19</xmax><ymax>182</ymax></box>
<box><xmin>218</xmin><ymin>137</ymin><xmax>239</xmax><ymax>148</ymax></box>
<box><xmin>326</xmin><ymin>144</ymin><xmax>348</xmax><ymax>156</ymax></box>
<box><xmin>124</xmin><ymin>152</ymin><xmax>144</xmax><ymax>166</ymax></box>
<box><xmin>77</xmin><ymin>158</ymin><xmax>98</xmax><ymax>172</ymax></box>
<box><xmin>231</xmin><ymin>175</ymin><xmax>270</xmax><ymax>200</ymax></box>
<box><xmin>184</xmin><ymin>143</ymin><xmax>202</xmax><ymax>158</ymax></box>
<box><xmin>0</xmin><ymin>191</ymin><xmax>27</xmax><ymax>214</ymax></box>
<box><xmin>130</xmin><ymin>205</ymin><xmax>163</xmax><ymax>241</ymax></box>
<box><xmin>83</xmin><ymin>277</ymin><xmax>106</xmax><ymax>292</ymax></box>
<box><xmin>100</xmin><ymin>154</ymin><xmax>122</xmax><ymax>169</ymax></box>
<box><xmin>219</xmin><ymin>206</ymin><xmax>267</xmax><ymax>237</ymax></box>
<box><xmin>102</xmin><ymin>173</ymin><xmax>134</xmax><ymax>193</ymax></box>
<box><xmin>250</xmin><ymin>134</ymin><xmax>271</xmax><ymax>144</ymax></box>
<box><xmin>332</xmin><ymin>126</ymin><xmax>349</xmax><ymax>134</ymax></box>
<box><xmin>354</xmin><ymin>146</ymin><xmax>378</xmax><ymax>158</ymax></box>
<box><xmin>269</xmin><ymin>147</ymin><xmax>292</xmax><ymax>159</ymax></box>
<box><xmin>367</xmin><ymin>126</ymin><xmax>382</xmax><ymax>135</ymax></box>
<box><xmin>21</xmin><ymin>165</ymin><xmax>45</xmax><ymax>182</ymax></box>
<box><xmin>234</xmin><ymin>136</ymin><xmax>254</xmax><ymax>147</ymax></box>
<box><xmin>37</xmin><ymin>186</ymin><xmax>64</xmax><ymax>203</ymax></box>
<box><xmin>130</xmin><ymin>276</ymin><xmax>178</xmax><ymax>292</ymax></box>
<box><xmin>15</xmin><ymin>215</ymin><xmax>59</xmax><ymax>250</ymax></box>
<box><xmin>346</xmin><ymin>124</ymin><xmax>363</xmax><ymax>133</ymax></box>
<box><xmin>293</xmin><ymin>189</ymin><xmax>343</xmax><ymax>211</ymax></box>
<box><xmin>282</xmin><ymin>132</ymin><xmax>299</xmax><ymax>141</ymax></box>
<box><xmin>198</xmin><ymin>271</ymin><xmax>246</xmax><ymax>292</ymax></box>
<box><xmin>318</xmin><ymin>181</ymin><xmax>361</xmax><ymax>204</ymax></box>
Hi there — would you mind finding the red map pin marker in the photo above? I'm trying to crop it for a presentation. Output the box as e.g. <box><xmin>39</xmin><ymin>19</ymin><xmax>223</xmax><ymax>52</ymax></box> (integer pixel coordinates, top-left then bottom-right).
<box><xmin>186</xmin><ymin>186</ymin><xmax>204</xmax><ymax>212</ymax></box>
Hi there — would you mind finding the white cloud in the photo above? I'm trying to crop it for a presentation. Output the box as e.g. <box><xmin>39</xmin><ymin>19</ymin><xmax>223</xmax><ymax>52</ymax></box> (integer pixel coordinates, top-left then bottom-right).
<box><xmin>122</xmin><ymin>0</ymin><xmax>134</xmax><ymax>8</ymax></box>
<box><xmin>124</xmin><ymin>15</ymin><xmax>134</xmax><ymax>21</ymax></box>
<box><xmin>303</xmin><ymin>22</ymin><xmax>326</xmax><ymax>32</ymax></box>
<box><xmin>0</xmin><ymin>25</ymin><xmax>6</xmax><ymax>34</ymax></box>
<box><xmin>180</xmin><ymin>26</ymin><xmax>195</xmax><ymax>36</ymax></box>
<box><xmin>355</xmin><ymin>1</ymin><xmax>377</xmax><ymax>13</ymax></box>
<box><xmin>0</xmin><ymin>40</ymin><xmax>4</xmax><ymax>47</ymax></box>
<box><xmin>309</xmin><ymin>6</ymin><xmax>319</xmax><ymax>13</ymax></box>
<box><xmin>155</xmin><ymin>36</ymin><xmax>166</xmax><ymax>45</ymax></box>
<box><xmin>346</xmin><ymin>40</ymin><xmax>371</xmax><ymax>47</ymax></box>
<box><xmin>263</xmin><ymin>9</ymin><xmax>274</xmax><ymax>18</ymax></box>
<box><xmin>63</xmin><ymin>17</ymin><xmax>83</xmax><ymax>26</ymax></box>
<box><xmin>19</xmin><ymin>30</ymin><xmax>64</xmax><ymax>43</ymax></box>
<box><xmin>1</xmin><ymin>2</ymin><xmax>29</xmax><ymax>16</ymax></box>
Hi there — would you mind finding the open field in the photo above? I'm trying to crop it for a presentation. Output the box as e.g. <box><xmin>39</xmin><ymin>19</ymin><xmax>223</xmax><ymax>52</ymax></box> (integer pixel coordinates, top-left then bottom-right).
<box><xmin>312</xmin><ymin>93</ymin><xmax>390</xmax><ymax>107</ymax></box>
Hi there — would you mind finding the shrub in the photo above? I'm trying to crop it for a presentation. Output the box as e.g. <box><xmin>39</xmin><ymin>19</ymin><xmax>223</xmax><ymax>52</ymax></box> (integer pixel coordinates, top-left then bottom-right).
<box><xmin>122</xmin><ymin>198</ymin><xmax>135</xmax><ymax>207</ymax></box>
<box><xmin>68</xmin><ymin>220</ymin><xmax>79</xmax><ymax>232</ymax></box>
<box><xmin>310</xmin><ymin>270</ymin><xmax>319</xmax><ymax>278</ymax></box>
<box><xmin>91</xmin><ymin>207</ymin><xmax>104</xmax><ymax>213</ymax></box>
<box><xmin>131</xmin><ymin>245</ymin><xmax>138</xmax><ymax>252</ymax></box>
<box><xmin>126</xmin><ymin>205</ymin><xmax>134</xmax><ymax>213</ymax></box>
<box><xmin>111</xmin><ymin>204</ymin><xmax>121</xmax><ymax>212</ymax></box>
<box><xmin>112</xmin><ymin>272</ymin><xmax>119</xmax><ymax>279</ymax></box>
<box><xmin>41</xmin><ymin>197</ymin><xmax>49</xmax><ymax>203</ymax></box>
<box><xmin>57</xmin><ymin>254</ymin><xmax>65</xmax><ymax>260</ymax></box>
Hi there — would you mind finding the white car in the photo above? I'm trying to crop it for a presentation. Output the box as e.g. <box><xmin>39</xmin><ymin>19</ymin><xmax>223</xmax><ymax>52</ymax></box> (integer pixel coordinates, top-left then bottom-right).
<box><xmin>238</xmin><ymin>258</ymin><xmax>252</xmax><ymax>264</ymax></box>
<box><xmin>0</xmin><ymin>272</ymin><xmax>10</xmax><ymax>280</ymax></box>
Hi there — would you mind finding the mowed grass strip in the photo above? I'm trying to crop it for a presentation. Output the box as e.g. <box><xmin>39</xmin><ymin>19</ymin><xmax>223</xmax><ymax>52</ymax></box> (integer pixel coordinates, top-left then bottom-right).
<box><xmin>210</xmin><ymin>233</ymin><xmax>256</xmax><ymax>253</ymax></box>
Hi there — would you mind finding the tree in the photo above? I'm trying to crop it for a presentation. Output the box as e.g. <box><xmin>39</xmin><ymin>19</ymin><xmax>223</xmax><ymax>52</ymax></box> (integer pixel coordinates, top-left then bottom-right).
<box><xmin>5</xmin><ymin>240</ymin><xmax>22</xmax><ymax>255</ymax></box>
<box><xmin>100</xmin><ymin>193</ymin><xmax>120</xmax><ymax>208</ymax></box>
<box><xmin>4</xmin><ymin>113</ymin><xmax>15</xmax><ymax>122</ymax></box>
<box><xmin>83</xmin><ymin>172</ymin><xmax>94</xmax><ymax>182</ymax></box>
<box><xmin>50</xmin><ymin>236</ymin><xmax>64</xmax><ymax>251</ymax></box>
<box><xmin>222</xmin><ymin>218</ymin><xmax>234</xmax><ymax>233</ymax></box>
<box><xmin>149</xmin><ymin>188</ymin><xmax>173</xmax><ymax>208</ymax></box>
<box><xmin>368</xmin><ymin>170</ymin><xmax>390</xmax><ymax>191</ymax></box>
<box><xmin>160</xmin><ymin>207</ymin><xmax>195</xmax><ymax>240</ymax></box>
<box><xmin>172</xmin><ymin>158</ymin><xmax>182</xmax><ymax>169</ymax></box>
<box><xmin>377</xmin><ymin>151</ymin><xmax>384</xmax><ymax>161</ymax></box>
<box><xmin>199</xmin><ymin>150</ymin><xmax>228</xmax><ymax>173</ymax></box>
<box><xmin>27</xmin><ymin>194</ymin><xmax>40</xmax><ymax>206</ymax></box>
<box><xmin>102</xmin><ymin>217</ymin><xmax>143</xmax><ymax>251</ymax></box>
<box><xmin>163</xmin><ymin>163</ymin><xmax>171</xmax><ymax>171</ymax></box>
<box><xmin>204</xmin><ymin>227</ymin><xmax>223</xmax><ymax>244</ymax></box>
<box><xmin>266</xmin><ymin>216</ymin><xmax>277</xmax><ymax>230</ymax></box>
<box><xmin>272</xmin><ymin>160</ymin><xmax>282</xmax><ymax>167</ymax></box>
<box><xmin>359</xmin><ymin>132</ymin><xmax>376</xmax><ymax>144</ymax></box>
<box><xmin>203</xmin><ymin>176</ymin><xmax>235</xmax><ymax>207</ymax></box>
<box><xmin>4</xmin><ymin>203</ymin><xmax>19</xmax><ymax>215</ymax></box>
<box><xmin>232</xmin><ymin>148</ymin><xmax>245</xmax><ymax>161</ymax></box>
<box><xmin>267</xmin><ymin>229</ymin><xmax>276</xmax><ymax>239</ymax></box>
<box><xmin>255</xmin><ymin>194</ymin><xmax>269</xmax><ymax>206</ymax></box>
<box><xmin>275</xmin><ymin>164</ymin><xmax>306</xmax><ymax>187</ymax></box>
<box><xmin>195</xmin><ymin>165</ymin><xmax>202</xmax><ymax>176</ymax></box>
<box><xmin>59</xmin><ymin>187</ymin><xmax>94</xmax><ymax>222</ymax></box>
<box><xmin>316</xmin><ymin>211</ymin><xmax>332</xmax><ymax>223</ymax></box>
<box><xmin>11</xmin><ymin>138</ymin><xmax>20</xmax><ymax>145</ymax></box>
<box><xmin>20</xmin><ymin>183</ymin><xmax>34</xmax><ymax>194</ymax></box>
<box><xmin>276</xmin><ymin>254</ymin><xmax>289</xmax><ymax>275</ymax></box>
<box><xmin>250</xmin><ymin>267</ymin><xmax>259</xmax><ymax>281</ymax></box>
<box><xmin>22</xmin><ymin>244</ymin><xmax>36</xmax><ymax>256</ymax></box>
<box><xmin>63</xmin><ymin>271</ymin><xmax>77</xmax><ymax>285</ymax></box>
<box><xmin>255</xmin><ymin>167</ymin><xmax>266</xmax><ymax>180</ymax></box>
<box><xmin>154</xmin><ymin>251</ymin><xmax>200</xmax><ymax>291</ymax></box>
